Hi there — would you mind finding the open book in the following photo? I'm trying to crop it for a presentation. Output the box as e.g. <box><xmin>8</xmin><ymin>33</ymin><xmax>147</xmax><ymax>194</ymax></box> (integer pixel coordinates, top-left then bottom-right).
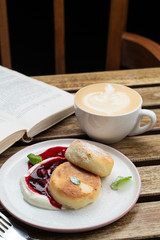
<box><xmin>0</xmin><ymin>66</ymin><xmax>74</xmax><ymax>153</ymax></box>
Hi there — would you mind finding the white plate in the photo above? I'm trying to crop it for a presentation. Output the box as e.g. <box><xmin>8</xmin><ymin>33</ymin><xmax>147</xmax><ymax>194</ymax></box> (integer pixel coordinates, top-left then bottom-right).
<box><xmin>0</xmin><ymin>139</ymin><xmax>141</xmax><ymax>232</ymax></box>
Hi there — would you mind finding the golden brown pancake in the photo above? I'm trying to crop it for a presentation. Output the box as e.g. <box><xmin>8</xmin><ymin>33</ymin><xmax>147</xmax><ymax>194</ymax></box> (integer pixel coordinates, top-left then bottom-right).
<box><xmin>48</xmin><ymin>162</ymin><xmax>101</xmax><ymax>209</ymax></box>
<box><xmin>65</xmin><ymin>140</ymin><xmax>114</xmax><ymax>177</ymax></box>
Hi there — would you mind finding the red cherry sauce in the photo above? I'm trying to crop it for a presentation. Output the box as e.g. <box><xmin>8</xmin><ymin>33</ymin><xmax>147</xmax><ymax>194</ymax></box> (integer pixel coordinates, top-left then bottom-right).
<box><xmin>25</xmin><ymin>146</ymin><xmax>67</xmax><ymax>209</ymax></box>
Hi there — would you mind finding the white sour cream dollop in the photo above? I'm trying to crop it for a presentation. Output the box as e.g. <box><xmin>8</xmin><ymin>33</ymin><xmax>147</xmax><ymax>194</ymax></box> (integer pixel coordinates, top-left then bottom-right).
<box><xmin>20</xmin><ymin>159</ymin><xmax>63</xmax><ymax>210</ymax></box>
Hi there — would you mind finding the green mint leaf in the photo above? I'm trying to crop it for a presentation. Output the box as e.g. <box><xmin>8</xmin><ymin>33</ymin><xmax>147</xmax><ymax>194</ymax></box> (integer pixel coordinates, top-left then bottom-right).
<box><xmin>27</xmin><ymin>153</ymin><xmax>42</xmax><ymax>165</ymax></box>
<box><xmin>70</xmin><ymin>176</ymin><xmax>81</xmax><ymax>185</ymax></box>
<box><xmin>110</xmin><ymin>176</ymin><xmax>132</xmax><ymax>191</ymax></box>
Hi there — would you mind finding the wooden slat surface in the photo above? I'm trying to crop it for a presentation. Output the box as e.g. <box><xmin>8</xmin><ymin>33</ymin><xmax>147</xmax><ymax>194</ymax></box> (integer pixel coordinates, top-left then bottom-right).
<box><xmin>1</xmin><ymin>68</ymin><xmax>160</xmax><ymax>240</ymax></box>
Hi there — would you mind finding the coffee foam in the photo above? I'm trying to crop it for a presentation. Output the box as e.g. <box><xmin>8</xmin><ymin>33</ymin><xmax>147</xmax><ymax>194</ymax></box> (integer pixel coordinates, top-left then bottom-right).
<box><xmin>83</xmin><ymin>84</ymin><xmax>130</xmax><ymax>115</ymax></box>
<box><xmin>75</xmin><ymin>83</ymin><xmax>141</xmax><ymax>116</ymax></box>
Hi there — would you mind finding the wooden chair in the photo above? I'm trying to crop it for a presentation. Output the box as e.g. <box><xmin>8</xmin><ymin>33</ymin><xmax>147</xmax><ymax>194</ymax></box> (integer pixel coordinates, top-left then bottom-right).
<box><xmin>0</xmin><ymin>0</ymin><xmax>160</xmax><ymax>73</ymax></box>
<box><xmin>106</xmin><ymin>0</ymin><xmax>160</xmax><ymax>70</ymax></box>
<box><xmin>53</xmin><ymin>0</ymin><xmax>160</xmax><ymax>73</ymax></box>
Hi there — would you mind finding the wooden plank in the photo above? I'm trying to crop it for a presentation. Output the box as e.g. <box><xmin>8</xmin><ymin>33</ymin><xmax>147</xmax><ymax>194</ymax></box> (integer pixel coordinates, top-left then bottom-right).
<box><xmin>34</xmin><ymin>115</ymin><xmax>85</xmax><ymax>141</ymax></box>
<box><xmin>138</xmin><ymin>165</ymin><xmax>160</xmax><ymax>197</ymax></box>
<box><xmin>111</xmin><ymin>135</ymin><xmax>160</xmax><ymax>163</ymax></box>
<box><xmin>33</xmin><ymin>68</ymin><xmax>160</xmax><ymax>91</ymax></box>
<box><xmin>1</xmin><ymin>201</ymin><xmax>159</xmax><ymax>240</ymax></box>
<box><xmin>137</xmin><ymin>86</ymin><xmax>160</xmax><ymax>107</ymax></box>
<box><xmin>1</xmin><ymin>130</ymin><xmax>160</xmax><ymax>166</ymax></box>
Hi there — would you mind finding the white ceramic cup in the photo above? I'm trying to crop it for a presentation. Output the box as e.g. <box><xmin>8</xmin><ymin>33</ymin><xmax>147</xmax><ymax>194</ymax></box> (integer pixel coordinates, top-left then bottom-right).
<box><xmin>74</xmin><ymin>83</ymin><xmax>157</xmax><ymax>144</ymax></box>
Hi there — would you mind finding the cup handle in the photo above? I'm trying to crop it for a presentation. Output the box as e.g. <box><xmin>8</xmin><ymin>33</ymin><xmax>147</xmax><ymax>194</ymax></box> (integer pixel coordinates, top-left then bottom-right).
<box><xmin>128</xmin><ymin>109</ymin><xmax>157</xmax><ymax>136</ymax></box>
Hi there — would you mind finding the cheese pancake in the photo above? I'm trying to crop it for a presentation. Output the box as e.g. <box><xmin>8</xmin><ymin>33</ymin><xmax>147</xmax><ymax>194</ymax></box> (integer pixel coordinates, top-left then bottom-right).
<box><xmin>65</xmin><ymin>140</ymin><xmax>114</xmax><ymax>177</ymax></box>
<box><xmin>48</xmin><ymin>162</ymin><xmax>101</xmax><ymax>209</ymax></box>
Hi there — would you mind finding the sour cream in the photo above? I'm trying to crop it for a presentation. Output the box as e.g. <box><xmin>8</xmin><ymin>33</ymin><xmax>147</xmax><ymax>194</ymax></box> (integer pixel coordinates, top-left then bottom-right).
<box><xmin>20</xmin><ymin>159</ymin><xmax>64</xmax><ymax>210</ymax></box>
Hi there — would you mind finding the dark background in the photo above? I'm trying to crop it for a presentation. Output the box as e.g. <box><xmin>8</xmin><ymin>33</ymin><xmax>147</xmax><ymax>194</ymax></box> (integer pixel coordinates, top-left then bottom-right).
<box><xmin>7</xmin><ymin>0</ymin><xmax>160</xmax><ymax>76</ymax></box>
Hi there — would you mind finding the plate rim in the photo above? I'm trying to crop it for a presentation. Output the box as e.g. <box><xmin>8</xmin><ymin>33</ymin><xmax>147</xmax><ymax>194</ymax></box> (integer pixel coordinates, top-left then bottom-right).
<box><xmin>0</xmin><ymin>138</ymin><xmax>141</xmax><ymax>233</ymax></box>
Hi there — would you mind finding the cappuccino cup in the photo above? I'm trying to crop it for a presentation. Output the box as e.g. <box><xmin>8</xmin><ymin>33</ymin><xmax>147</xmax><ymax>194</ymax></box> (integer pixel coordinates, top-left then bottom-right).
<box><xmin>74</xmin><ymin>83</ymin><xmax>157</xmax><ymax>143</ymax></box>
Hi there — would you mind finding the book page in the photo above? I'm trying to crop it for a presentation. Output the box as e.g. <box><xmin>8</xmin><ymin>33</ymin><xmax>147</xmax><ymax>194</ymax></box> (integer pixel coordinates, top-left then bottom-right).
<box><xmin>0</xmin><ymin>114</ymin><xmax>26</xmax><ymax>153</ymax></box>
<box><xmin>0</xmin><ymin>66</ymin><xmax>74</xmax><ymax>135</ymax></box>
<box><xmin>0</xmin><ymin>114</ymin><xmax>25</xmax><ymax>140</ymax></box>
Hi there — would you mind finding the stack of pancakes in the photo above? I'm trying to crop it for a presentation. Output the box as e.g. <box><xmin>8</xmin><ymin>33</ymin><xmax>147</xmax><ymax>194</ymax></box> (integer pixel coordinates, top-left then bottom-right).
<box><xmin>49</xmin><ymin>140</ymin><xmax>114</xmax><ymax>209</ymax></box>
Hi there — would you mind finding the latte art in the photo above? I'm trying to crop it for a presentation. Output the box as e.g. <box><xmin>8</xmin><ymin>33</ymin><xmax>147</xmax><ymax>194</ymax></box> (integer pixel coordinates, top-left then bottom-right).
<box><xmin>83</xmin><ymin>85</ymin><xmax>130</xmax><ymax>115</ymax></box>
<box><xmin>75</xmin><ymin>83</ymin><xmax>141</xmax><ymax>116</ymax></box>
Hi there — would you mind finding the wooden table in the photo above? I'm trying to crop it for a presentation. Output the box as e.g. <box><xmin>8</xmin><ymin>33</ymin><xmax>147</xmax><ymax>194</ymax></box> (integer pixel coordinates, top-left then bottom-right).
<box><xmin>1</xmin><ymin>68</ymin><xmax>160</xmax><ymax>239</ymax></box>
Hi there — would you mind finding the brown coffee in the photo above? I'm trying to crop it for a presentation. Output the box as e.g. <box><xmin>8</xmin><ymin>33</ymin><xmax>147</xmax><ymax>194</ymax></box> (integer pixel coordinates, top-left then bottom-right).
<box><xmin>75</xmin><ymin>83</ymin><xmax>142</xmax><ymax>116</ymax></box>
